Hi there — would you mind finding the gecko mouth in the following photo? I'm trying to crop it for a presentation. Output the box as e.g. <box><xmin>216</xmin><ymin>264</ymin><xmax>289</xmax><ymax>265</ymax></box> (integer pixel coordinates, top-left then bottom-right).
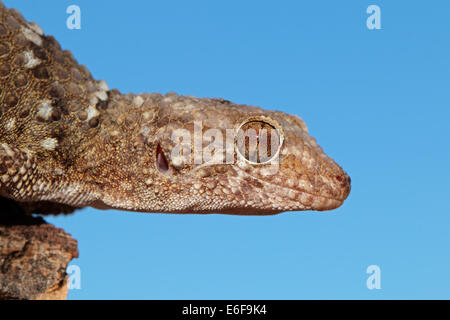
<box><xmin>234</xmin><ymin>167</ymin><xmax>349</xmax><ymax>212</ymax></box>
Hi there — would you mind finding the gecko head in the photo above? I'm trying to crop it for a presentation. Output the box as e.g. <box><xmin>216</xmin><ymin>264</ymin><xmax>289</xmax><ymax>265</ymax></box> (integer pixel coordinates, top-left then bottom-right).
<box><xmin>115</xmin><ymin>96</ymin><xmax>351</xmax><ymax>215</ymax></box>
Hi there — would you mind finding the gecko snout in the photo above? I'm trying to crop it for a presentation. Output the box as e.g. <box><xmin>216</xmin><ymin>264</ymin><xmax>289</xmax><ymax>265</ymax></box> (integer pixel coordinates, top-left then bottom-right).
<box><xmin>334</xmin><ymin>173</ymin><xmax>351</xmax><ymax>197</ymax></box>
<box><xmin>268</xmin><ymin>112</ymin><xmax>352</xmax><ymax>211</ymax></box>
<box><xmin>303</xmin><ymin>168</ymin><xmax>351</xmax><ymax>211</ymax></box>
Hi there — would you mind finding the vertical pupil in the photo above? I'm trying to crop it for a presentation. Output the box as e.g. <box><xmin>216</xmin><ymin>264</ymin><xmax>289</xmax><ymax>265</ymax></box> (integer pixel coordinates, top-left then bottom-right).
<box><xmin>237</xmin><ymin>121</ymin><xmax>280</xmax><ymax>163</ymax></box>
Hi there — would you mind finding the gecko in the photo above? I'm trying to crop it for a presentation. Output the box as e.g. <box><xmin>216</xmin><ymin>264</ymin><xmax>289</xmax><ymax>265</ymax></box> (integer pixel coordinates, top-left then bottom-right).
<box><xmin>0</xmin><ymin>1</ymin><xmax>350</xmax><ymax>216</ymax></box>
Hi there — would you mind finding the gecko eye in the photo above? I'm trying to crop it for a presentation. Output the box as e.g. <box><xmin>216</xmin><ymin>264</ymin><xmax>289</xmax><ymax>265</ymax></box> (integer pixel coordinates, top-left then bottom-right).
<box><xmin>156</xmin><ymin>143</ymin><xmax>170</xmax><ymax>173</ymax></box>
<box><xmin>236</xmin><ymin>120</ymin><xmax>281</xmax><ymax>164</ymax></box>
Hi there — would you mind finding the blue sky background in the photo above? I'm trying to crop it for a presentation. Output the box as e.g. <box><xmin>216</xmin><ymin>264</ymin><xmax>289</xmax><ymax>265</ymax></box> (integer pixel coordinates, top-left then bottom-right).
<box><xmin>5</xmin><ymin>0</ymin><xmax>450</xmax><ymax>299</ymax></box>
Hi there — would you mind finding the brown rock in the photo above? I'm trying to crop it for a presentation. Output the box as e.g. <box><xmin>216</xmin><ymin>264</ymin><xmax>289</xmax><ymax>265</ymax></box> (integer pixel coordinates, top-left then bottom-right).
<box><xmin>0</xmin><ymin>197</ymin><xmax>78</xmax><ymax>300</ymax></box>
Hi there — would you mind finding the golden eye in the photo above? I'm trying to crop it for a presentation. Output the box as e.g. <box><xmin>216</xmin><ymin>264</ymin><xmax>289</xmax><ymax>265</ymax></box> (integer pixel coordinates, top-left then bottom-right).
<box><xmin>236</xmin><ymin>120</ymin><xmax>281</xmax><ymax>164</ymax></box>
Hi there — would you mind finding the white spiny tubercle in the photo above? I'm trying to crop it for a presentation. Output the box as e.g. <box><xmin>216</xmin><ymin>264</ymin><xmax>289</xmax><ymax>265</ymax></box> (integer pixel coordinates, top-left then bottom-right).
<box><xmin>133</xmin><ymin>95</ymin><xmax>144</xmax><ymax>107</ymax></box>
<box><xmin>21</xmin><ymin>26</ymin><xmax>42</xmax><ymax>46</ymax></box>
<box><xmin>40</xmin><ymin>138</ymin><xmax>58</xmax><ymax>151</ymax></box>
<box><xmin>5</xmin><ymin>118</ymin><xmax>15</xmax><ymax>131</ymax></box>
<box><xmin>37</xmin><ymin>100</ymin><xmax>53</xmax><ymax>120</ymax></box>
<box><xmin>95</xmin><ymin>90</ymin><xmax>108</xmax><ymax>101</ymax></box>
<box><xmin>23</xmin><ymin>50</ymin><xmax>41</xmax><ymax>68</ymax></box>
<box><xmin>98</xmin><ymin>80</ymin><xmax>109</xmax><ymax>91</ymax></box>
<box><xmin>2</xmin><ymin>143</ymin><xmax>14</xmax><ymax>157</ymax></box>
<box><xmin>86</xmin><ymin>105</ymin><xmax>99</xmax><ymax>121</ymax></box>
<box><xmin>28</xmin><ymin>22</ymin><xmax>44</xmax><ymax>35</ymax></box>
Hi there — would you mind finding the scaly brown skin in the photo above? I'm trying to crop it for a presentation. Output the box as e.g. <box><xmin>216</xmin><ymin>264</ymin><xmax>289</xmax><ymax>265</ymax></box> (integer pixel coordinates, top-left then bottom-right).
<box><xmin>0</xmin><ymin>2</ymin><xmax>350</xmax><ymax>216</ymax></box>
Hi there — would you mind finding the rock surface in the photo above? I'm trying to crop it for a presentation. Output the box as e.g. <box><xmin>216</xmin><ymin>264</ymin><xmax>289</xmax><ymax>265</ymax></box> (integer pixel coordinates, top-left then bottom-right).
<box><xmin>0</xmin><ymin>197</ymin><xmax>78</xmax><ymax>300</ymax></box>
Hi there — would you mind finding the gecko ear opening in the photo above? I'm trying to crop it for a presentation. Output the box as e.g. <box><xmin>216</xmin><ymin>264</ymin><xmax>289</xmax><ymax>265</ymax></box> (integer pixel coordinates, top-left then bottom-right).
<box><xmin>156</xmin><ymin>143</ymin><xmax>170</xmax><ymax>173</ymax></box>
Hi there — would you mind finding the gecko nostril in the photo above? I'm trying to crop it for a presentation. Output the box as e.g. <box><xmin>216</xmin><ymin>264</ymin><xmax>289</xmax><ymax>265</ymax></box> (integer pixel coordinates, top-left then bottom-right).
<box><xmin>335</xmin><ymin>175</ymin><xmax>343</xmax><ymax>182</ymax></box>
<box><xmin>156</xmin><ymin>143</ymin><xmax>169</xmax><ymax>173</ymax></box>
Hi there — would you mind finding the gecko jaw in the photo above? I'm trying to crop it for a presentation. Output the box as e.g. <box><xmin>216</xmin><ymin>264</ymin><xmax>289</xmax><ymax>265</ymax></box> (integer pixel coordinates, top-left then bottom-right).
<box><xmin>233</xmin><ymin>166</ymin><xmax>349</xmax><ymax>212</ymax></box>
